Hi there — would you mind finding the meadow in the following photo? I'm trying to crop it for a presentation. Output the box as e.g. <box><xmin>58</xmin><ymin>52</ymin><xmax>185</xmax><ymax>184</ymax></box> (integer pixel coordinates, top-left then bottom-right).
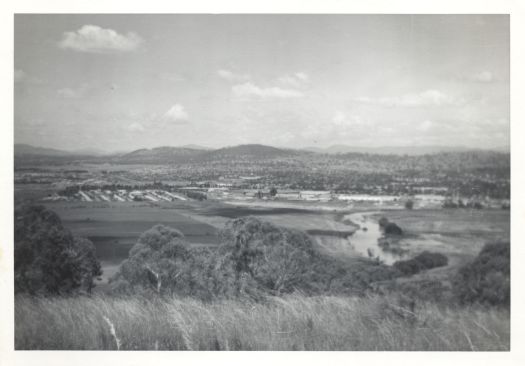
<box><xmin>14</xmin><ymin>195</ymin><xmax>511</xmax><ymax>351</ymax></box>
<box><xmin>15</xmin><ymin>293</ymin><xmax>509</xmax><ymax>351</ymax></box>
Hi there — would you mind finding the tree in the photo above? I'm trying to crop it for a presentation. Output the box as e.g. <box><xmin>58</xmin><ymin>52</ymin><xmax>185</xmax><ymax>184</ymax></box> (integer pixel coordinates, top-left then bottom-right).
<box><xmin>14</xmin><ymin>205</ymin><xmax>102</xmax><ymax>295</ymax></box>
<box><xmin>404</xmin><ymin>199</ymin><xmax>414</xmax><ymax>210</ymax></box>
<box><xmin>378</xmin><ymin>217</ymin><xmax>389</xmax><ymax>229</ymax></box>
<box><xmin>269</xmin><ymin>187</ymin><xmax>278</xmax><ymax>197</ymax></box>
<box><xmin>72</xmin><ymin>237</ymin><xmax>102</xmax><ymax>293</ymax></box>
<box><xmin>111</xmin><ymin>224</ymin><xmax>193</xmax><ymax>295</ymax></box>
<box><xmin>218</xmin><ymin>217</ymin><xmax>320</xmax><ymax>295</ymax></box>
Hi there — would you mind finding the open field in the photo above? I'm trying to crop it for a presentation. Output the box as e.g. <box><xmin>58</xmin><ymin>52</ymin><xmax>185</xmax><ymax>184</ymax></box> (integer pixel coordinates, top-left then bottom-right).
<box><xmin>15</xmin><ymin>294</ymin><xmax>509</xmax><ymax>351</ymax></box>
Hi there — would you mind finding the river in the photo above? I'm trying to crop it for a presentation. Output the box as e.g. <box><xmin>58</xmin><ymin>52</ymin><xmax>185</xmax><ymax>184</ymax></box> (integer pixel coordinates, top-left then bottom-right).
<box><xmin>343</xmin><ymin>212</ymin><xmax>405</xmax><ymax>265</ymax></box>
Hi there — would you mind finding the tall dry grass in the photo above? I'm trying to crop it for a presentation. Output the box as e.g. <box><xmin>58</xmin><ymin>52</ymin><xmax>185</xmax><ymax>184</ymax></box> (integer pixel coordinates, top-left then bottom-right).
<box><xmin>15</xmin><ymin>294</ymin><xmax>509</xmax><ymax>351</ymax></box>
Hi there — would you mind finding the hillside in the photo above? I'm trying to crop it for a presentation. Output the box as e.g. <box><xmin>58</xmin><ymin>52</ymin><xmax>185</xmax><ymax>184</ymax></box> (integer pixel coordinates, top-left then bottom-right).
<box><xmin>201</xmin><ymin>144</ymin><xmax>299</xmax><ymax>161</ymax></box>
<box><xmin>14</xmin><ymin>144</ymin><xmax>74</xmax><ymax>157</ymax></box>
<box><xmin>117</xmin><ymin>146</ymin><xmax>206</xmax><ymax>164</ymax></box>
<box><xmin>302</xmin><ymin>145</ymin><xmax>486</xmax><ymax>155</ymax></box>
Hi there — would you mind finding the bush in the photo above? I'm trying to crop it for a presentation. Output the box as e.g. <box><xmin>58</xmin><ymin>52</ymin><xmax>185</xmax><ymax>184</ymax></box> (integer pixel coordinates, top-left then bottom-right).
<box><xmin>384</xmin><ymin>222</ymin><xmax>403</xmax><ymax>236</ymax></box>
<box><xmin>442</xmin><ymin>199</ymin><xmax>458</xmax><ymax>209</ymax></box>
<box><xmin>453</xmin><ymin>241</ymin><xmax>509</xmax><ymax>306</ymax></box>
<box><xmin>404</xmin><ymin>199</ymin><xmax>414</xmax><ymax>210</ymax></box>
<box><xmin>14</xmin><ymin>205</ymin><xmax>102</xmax><ymax>295</ymax></box>
<box><xmin>393</xmin><ymin>251</ymin><xmax>448</xmax><ymax>276</ymax></box>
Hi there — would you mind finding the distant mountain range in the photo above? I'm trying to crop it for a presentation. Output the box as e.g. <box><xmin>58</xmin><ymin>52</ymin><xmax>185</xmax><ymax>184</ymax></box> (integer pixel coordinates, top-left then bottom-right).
<box><xmin>14</xmin><ymin>143</ymin><xmax>509</xmax><ymax>165</ymax></box>
<box><xmin>301</xmin><ymin>144</ymin><xmax>509</xmax><ymax>155</ymax></box>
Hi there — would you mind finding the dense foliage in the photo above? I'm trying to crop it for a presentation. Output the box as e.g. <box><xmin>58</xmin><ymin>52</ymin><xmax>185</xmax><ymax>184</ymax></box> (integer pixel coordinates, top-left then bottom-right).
<box><xmin>110</xmin><ymin>217</ymin><xmax>409</xmax><ymax>300</ymax></box>
<box><xmin>453</xmin><ymin>241</ymin><xmax>510</xmax><ymax>306</ymax></box>
<box><xmin>393</xmin><ymin>251</ymin><xmax>448</xmax><ymax>276</ymax></box>
<box><xmin>14</xmin><ymin>205</ymin><xmax>102</xmax><ymax>295</ymax></box>
<box><xmin>110</xmin><ymin>218</ymin><xmax>326</xmax><ymax>299</ymax></box>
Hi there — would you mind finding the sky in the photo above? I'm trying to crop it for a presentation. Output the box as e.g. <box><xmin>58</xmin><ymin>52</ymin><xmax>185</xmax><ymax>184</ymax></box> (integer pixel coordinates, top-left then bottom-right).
<box><xmin>14</xmin><ymin>14</ymin><xmax>509</xmax><ymax>151</ymax></box>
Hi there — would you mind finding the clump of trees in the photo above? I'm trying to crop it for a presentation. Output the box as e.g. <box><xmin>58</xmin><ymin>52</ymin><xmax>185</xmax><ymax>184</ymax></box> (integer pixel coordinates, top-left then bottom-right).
<box><xmin>393</xmin><ymin>251</ymin><xmax>448</xmax><ymax>276</ymax></box>
<box><xmin>452</xmin><ymin>241</ymin><xmax>509</xmax><ymax>306</ymax></box>
<box><xmin>14</xmin><ymin>205</ymin><xmax>102</xmax><ymax>295</ymax></box>
<box><xmin>110</xmin><ymin>224</ymin><xmax>217</xmax><ymax>298</ymax></box>
<box><xmin>110</xmin><ymin>218</ymin><xmax>325</xmax><ymax>299</ymax></box>
<box><xmin>110</xmin><ymin>217</ymin><xmax>408</xmax><ymax>300</ymax></box>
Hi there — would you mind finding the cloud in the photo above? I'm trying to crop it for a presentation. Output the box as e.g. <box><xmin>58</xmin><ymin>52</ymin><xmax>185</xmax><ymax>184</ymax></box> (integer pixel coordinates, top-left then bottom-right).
<box><xmin>278</xmin><ymin>72</ymin><xmax>310</xmax><ymax>87</ymax></box>
<box><xmin>127</xmin><ymin>122</ymin><xmax>145</xmax><ymax>132</ymax></box>
<box><xmin>332</xmin><ymin>111</ymin><xmax>366</xmax><ymax>127</ymax></box>
<box><xmin>217</xmin><ymin>69</ymin><xmax>250</xmax><ymax>82</ymax></box>
<box><xmin>232</xmin><ymin>82</ymin><xmax>303</xmax><ymax>99</ymax></box>
<box><xmin>58</xmin><ymin>25</ymin><xmax>142</xmax><ymax>53</ymax></box>
<box><xmin>355</xmin><ymin>90</ymin><xmax>460</xmax><ymax>107</ymax></box>
<box><xmin>471</xmin><ymin>71</ymin><xmax>495</xmax><ymax>83</ymax></box>
<box><xmin>164</xmin><ymin>104</ymin><xmax>189</xmax><ymax>122</ymax></box>
<box><xmin>14</xmin><ymin>69</ymin><xmax>26</xmax><ymax>83</ymax></box>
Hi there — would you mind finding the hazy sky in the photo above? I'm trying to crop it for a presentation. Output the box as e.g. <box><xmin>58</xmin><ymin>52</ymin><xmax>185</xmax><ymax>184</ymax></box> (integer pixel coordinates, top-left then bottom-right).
<box><xmin>14</xmin><ymin>15</ymin><xmax>509</xmax><ymax>151</ymax></box>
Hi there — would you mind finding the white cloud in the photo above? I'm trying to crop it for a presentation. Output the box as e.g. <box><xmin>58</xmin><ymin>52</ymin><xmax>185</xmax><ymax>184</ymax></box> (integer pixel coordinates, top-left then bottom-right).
<box><xmin>278</xmin><ymin>72</ymin><xmax>310</xmax><ymax>87</ymax></box>
<box><xmin>471</xmin><ymin>71</ymin><xmax>494</xmax><ymax>83</ymax></box>
<box><xmin>217</xmin><ymin>69</ymin><xmax>250</xmax><ymax>82</ymax></box>
<box><xmin>58</xmin><ymin>25</ymin><xmax>142</xmax><ymax>53</ymax></box>
<box><xmin>14</xmin><ymin>69</ymin><xmax>26</xmax><ymax>83</ymax></box>
<box><xmin>127</xmin><ymin>122</ymin><xmax>145</xmax><ymax>132</ymax></box>
<box><xmin>355</xmin><ymin>90</ymin><xmax>460</xmax><ymax>107</ymax></box>
<box><xmin>332</xmin><ymin>111</ymin><xmax>366</xmax><ymax>127</ymax></box>
<box><xmin>164</xmin><ymin>104</ymin><xmax>189</xmax><ymax>122</ymax></box>
<box><xmin>233</xmin><ymin>82</ymin><xmax>303</xmax><ymax>99</ymax></box>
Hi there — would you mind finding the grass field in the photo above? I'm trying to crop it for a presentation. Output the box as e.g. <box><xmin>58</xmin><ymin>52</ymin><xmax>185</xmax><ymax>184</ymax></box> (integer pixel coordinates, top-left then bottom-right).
<box><xmin>15</xmin><ymin>294</ymin><xmax>509</xmax><ymax>351</ymax></box>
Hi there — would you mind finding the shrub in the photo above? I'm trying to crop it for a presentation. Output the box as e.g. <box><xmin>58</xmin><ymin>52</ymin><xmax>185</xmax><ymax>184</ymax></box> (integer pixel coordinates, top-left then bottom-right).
<box><xmin>393</xmin><ymin>251</ymin><xmax>448</xmax><ymax>276</ymax></box>
<box><xmin>442</xmin><ymin>199</ymin><xmax>458</xmax><ymax>209</ymax></box>
<box><xmin>384</xmin><ymin>222</ymin><xmax>403</xmax><ymax>236</ymax></box>
<box><xmin>14</xmin><ymin>205</ymin><xmax>102</xmax><ymax>295</ymax></box>
<box><xmin>453</xmin><ymin>241</ymin><xmax>510</xmax><ymax>306</ymax></box>
<box><xmin>404</xmin><ymin>199</ymin><xmax>414</xmax><ymax>210</ymax></box>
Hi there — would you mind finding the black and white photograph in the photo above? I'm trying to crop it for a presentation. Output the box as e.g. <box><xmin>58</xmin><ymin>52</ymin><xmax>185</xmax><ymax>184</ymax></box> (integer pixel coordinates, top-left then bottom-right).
<box><xmin>3</xmin><ymin>8</ymin><xmax>521</xmax><ymax>357</ymax></box>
